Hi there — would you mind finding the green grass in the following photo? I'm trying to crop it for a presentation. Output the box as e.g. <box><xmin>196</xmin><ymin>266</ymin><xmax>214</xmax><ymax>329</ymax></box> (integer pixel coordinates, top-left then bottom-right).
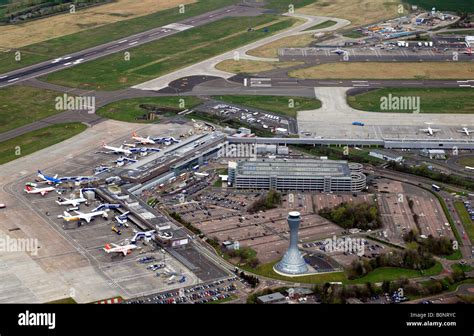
<box><xmin>42</xmin><ymin>16</ymin><xmax>296</xmax><ymax>90</ymax></box>
<box><xmin>451</xmin><ymin>263</ymin><xmax>474</xmax><ymax>273</ymax></box>
<box><xmin>454</xmin><ymin>201</ymin><xmax>474</xmax><ymax>244</ymax></box>
<box><xmin>46</xmin><ymin>297</ymin><xmax>77</xmax><ymax>304</ymax></box>
<box><xmin>440</xmin><ymin>30</ymin><xmax>474</xmax><ymax>35</ymax></box>
<box><xmin>244</xmin><ymin>261</ymin><xmax>347</xmax><ymax>284</ymax></box>
<box><xmin>0</xmin><ymin>85</ymin><xmax>67</xmax><ymax>133</ymax></box>
<box><xmin>206</xmin><ymin>294</ymin><xmax>237</xmax><ymax>304</ymax></box>
<box><xmin>445</xmin><ymin>249</ymin><xmax>463</xmax><ymax>260</ymax></box>
<box><xmin>96</xmin><ymin>96</ymin><xmax>202</xmax><ymax>123</ymax></box>
<box><xmin>404</xmin><ymin>0</ymin><xmax>474</xmax><ymax>12</ymax></box>
<box><xmin>458</xmin><ymin>157</ymin><xmax>474</xmax><ymax>167</ymax></box>
<box><xmin>0</xmin><ymin>0</ymin><xmax>239</xmax><ymax>74</ymax></box>
<box><xmin>348</xmin><ymin>88</ymin><xmax>474</xmax><ymax>113</ymax></box>
<box><xmin>0</xmin><ymin>123</ymin><xmax>87</xmax><ymax>165</ymax></box>
<box><xmin>212</xmin><ymin>95</ymin><xmax>321</xmax><ymax>118</ymax></box>
<box><xmin>263</xmin><ymin>0</ymin><xmax>315</xmax><ymax>12</ymax></box>
<box><xmin>347</xmin><ymin>261</ymin><xmax>443</xmax><ymax>284</ymax></box>
<box><xmin>303</xmin><ymin>20</ymin><xmax>338</xmax><ymax>32</ymax></box>
<box><xmin>343</xmin><ymin>30</ymin><xmax>366</xmax><ymax>38</ymax></box>
<box><xmin>294</xmin><ymin>144</ymin><xmax>385</xmax><ymax>166</ymax></box>
<box><xmin>244</xmin><ymin>260</ymin><xmax>443</xmax><ymax>284</ymax></box>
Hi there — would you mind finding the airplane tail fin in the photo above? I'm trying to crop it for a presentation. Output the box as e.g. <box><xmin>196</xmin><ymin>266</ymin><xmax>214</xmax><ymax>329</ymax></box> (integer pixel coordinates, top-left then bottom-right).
<box><xmin>132</xmin><ymin>132</ymin><xmax>137</xmax><ymax>137</ymax></box>
<box><xmin>25</xmin><ymin>185</ymin><xmax>33</xmax><ymax>192</ymax></box>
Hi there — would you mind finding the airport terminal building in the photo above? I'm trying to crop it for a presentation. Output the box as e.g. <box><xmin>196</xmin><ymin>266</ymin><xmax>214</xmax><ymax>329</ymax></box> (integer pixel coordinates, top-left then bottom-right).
<box><xmin>228</xmin><ymin>159</ymin><xmax>366</xmax><ymax>192</ymax></box>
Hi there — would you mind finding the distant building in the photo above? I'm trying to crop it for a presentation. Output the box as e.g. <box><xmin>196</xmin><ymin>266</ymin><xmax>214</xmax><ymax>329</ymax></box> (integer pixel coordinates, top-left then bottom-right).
<box><xmin>420</xmin><ymin>149</ymin><xmax>446</xmax><ymax>160</ymax></box>
<box><xmin>369</xmin><ymin>150</ymin><xmax>403</xmax><ymax>162</ymax></box>
<box><xmin>256</xmin><ymin>292</ymin><xmax>286</xmax><ymax>304</ymax></box>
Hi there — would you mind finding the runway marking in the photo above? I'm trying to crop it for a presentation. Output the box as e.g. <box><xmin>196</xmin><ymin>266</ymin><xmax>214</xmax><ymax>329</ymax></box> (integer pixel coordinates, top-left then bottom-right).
<box><xmin>128</xmin><ymin>41</ymin><xmax>138</xmax><ymax>46</ymax></box>
<box><xmin>117</xmin><ymin>40</ymin><xmax>128</xmax><ymax>44</ymax></box>
<box><xmin>7</xmin><ymin>77</ymin><xmax>19</xmax><ymax>82</ymax></box>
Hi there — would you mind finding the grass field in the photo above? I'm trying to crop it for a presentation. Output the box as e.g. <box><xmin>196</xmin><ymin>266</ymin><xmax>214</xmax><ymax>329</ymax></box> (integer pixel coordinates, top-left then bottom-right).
<box><xmin>245</xmin><ymin>262</ymin><xmax>347</xmax><ymax>284</ymax></box>
<box><xmin>0</xmin><ymin>85</ymin><xmax>66</xmax><ymax>133</ymax></box>
<box><xmin>440</xmin><ymin>30</ymin><xmax>474</xmax><ymax>35</ymax></box>
<box><xmin>0</xmin><ymin>0</ymin><xmax>238</xmax><ymax>74</ymax></box>
<box><xmin>212</xmin><ymin>95</ymin><xmax>321</xmax><ymax>118</ymax></box>
<box><xmin>1</xmin><ymin>0</ymin><xmax>197</xmax><ymax>48</ymax></box>
<box><xmin>458</xmin><ymin>157</ymin><xmax>474</xmax><ymax>167</ymax></box>
<box><xmin>289</xmin><ymin>62</ymin><xmax>474</xmax><ymax>80</ymax></box>
<box><xmin>405</xmin><ymin>0</ymin><xmax>474</xmax><ymax>12</ymax></box>
<box><xmin>245</xmin><ymin>260</ymin><xmax>442</xmax><ymax>284</ymax></box>
<box><xmin>303</xmin><ymin>20</ymin><xmax>338</xmax><ymax>32</ymax></box>
<box><xmin>454</xmin><ymin>201</ymin><xmax>474</xmax><ymax>244</ymax></box>
<box><xmin>347</xmin><ymin>262</ymin><xmax>443</xmax><ymax>284</ymax></box>
<box><xmin>96</xmin><ymin>96</ymin><xmax>202</xmax><ymax>123</ymax></box>
<box><xmin>246</xmin><ymin>32</ymin><xmax>314</xmax><ymax>58</ymax></box>
<box><xmin>343</xmin><ymin>30</ymin><xmax>366</xmax><ymax>38</ymax></box>
<box><xmin>42</xmin><ymin>16</ymin><xmax>295</xmax><ymax>90</ymax></box>
<box><xmin>347</xmin><ymin>88</ymin><xmax>474</xmax><ymax>113</ymax></box>
<box><xmin>0</xmin><ymin>123</ymin><xmax>87</xmax><ymax>165</ymax></box>
<box><xmin>215</xmin><ymin>59</ymin><xmax>303</xmax><ymax>74</ymax></box>
<box><xmin>298</xmin><ymin>0</ymin><xmax>402</xmax><ymax>28</ymax></box>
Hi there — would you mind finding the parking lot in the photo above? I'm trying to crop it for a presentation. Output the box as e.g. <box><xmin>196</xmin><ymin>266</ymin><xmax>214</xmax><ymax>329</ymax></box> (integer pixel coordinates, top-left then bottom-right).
<box><xmin>126</xmin><ymin>277</ymin><xmax>241</xmax><ymax>304</ymax></box>
<box><xmin>375</xmin><ymin>179</ymin><xmax>453</xmax><ymax>244</ymax></box>
<box><xmin>168</xmin><ymin>191</ymin><xmax>347</xmax><ymax>263</ymax></box>
<box><xmin>197</xmin><ymin>100</ymin><xmax>297</xmax><ymax>134</ymax></box>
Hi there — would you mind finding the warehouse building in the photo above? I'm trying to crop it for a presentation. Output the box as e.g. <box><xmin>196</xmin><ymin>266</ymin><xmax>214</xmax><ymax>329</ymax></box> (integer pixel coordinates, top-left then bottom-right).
<box><xmin>228</xmin><ymin>159</ymin><xmax>366</xmax><ymax>192</ymax></box>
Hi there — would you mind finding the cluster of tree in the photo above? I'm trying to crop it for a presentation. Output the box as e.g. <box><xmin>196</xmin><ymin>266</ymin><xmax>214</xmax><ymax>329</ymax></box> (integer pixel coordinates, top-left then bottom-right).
<box><xmin>318</xmin><ymin>202</ymin><xmax>381</xmax><ymax>230</ymax></box>
<box><xmin>3</xmin><ymin>0</ymin><xmax>109</xmax><ymax>23</ymax></box>
<box><xmin>169</xmin><ymin>212</ymin><xmax>202</xmax><ymax>235</ymax></box>
<box><xmin>314</xmin><ymin>267</ymin><xmax>467</xmax><ymax>303</ymax></box>
<box><xmin>387</xmin><ymin>162</ymin><xmax>474</xmax><ymax>191</ymax></box>
<box><xmin>313</xmin><ymin>282</ymin><xmax>378</xmax><ymax>304</ymax></box>
<box><xmin>347</xmin><ymin>248</ymin><xmax>436</xmax><ymax>280</ymax></box>
<box><xmin>139</xmin><ymin>104</ymin><xmax>179</xmax><ymax>115</ymax></box>
<box><xmin>237</xmin><ymin>271</ymin><xmax>259</xmax><ymax>288</ymax></box>
<box><xmin>383</xmin><ymin>269</ymin><xmax>466</xmax><ymax>298</ymax></box>
<box><xmin>248</xmin><ymin>190</ymin><xmax>282</xmax><ymax>214</ymax></box>
<box><xmin>404</xmin><ymin>230</ymin><xmax>454</xmax><ymax>257</ymax></box>
<box><xmin>226</xmin><ymin>247</ymin><xmax>260</xmax><ymax>268</ymax></box>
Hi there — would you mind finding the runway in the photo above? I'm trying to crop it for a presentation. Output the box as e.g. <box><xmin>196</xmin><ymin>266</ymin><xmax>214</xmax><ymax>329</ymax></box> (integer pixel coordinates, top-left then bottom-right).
<box><xmin>0</xmin><ymin>4</ymin><xmax>264</xmax><ymax>89</ymax></box>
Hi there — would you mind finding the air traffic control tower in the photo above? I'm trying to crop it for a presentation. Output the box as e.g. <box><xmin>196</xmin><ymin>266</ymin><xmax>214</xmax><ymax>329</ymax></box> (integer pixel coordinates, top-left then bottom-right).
<box><xmin>274</xmin><ymin>211</ymin><xmax>308</xmax><ymax>276</ymax></box>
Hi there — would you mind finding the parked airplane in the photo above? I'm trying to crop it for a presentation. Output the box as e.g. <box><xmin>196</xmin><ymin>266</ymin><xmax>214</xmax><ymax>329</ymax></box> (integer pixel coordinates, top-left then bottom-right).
<box><xmin>56</xmin><ymin>189</ymin><xmax>87</xmax><ymax>206</ymax></box>
<box><xmin>457</xmin><ymin>127</ymin><xmax>474</xmax><ymax>136</ymax></box>
<box><xmin>57</xmin><ymin>209</ymin><xmax>108</xmax><ymax>223</ymax></box>
<box><xmin>37</xmin><ymin>170</ymin><xmax>63</xmax><ymax>184</ymax></box>
<box><xmin>132</xmin><ymin>132</ymin><xmax>156</xmax><ymax>145</ymax></box>
<box><xmin>419</xmin><ymin>124</ymin><xmax>440</xmax><ymax>136</ymax></box>
<box><xmin>103</xmin><ymin>243</ymin><xmax>137</xmax><ymax>256</ymax></box>
<box><xmin>131</xmin><ymin>230</ymin><xmax>156</xmax><ymax>244</ymax></box>
<box><xmin>37</xmin><ymin>170</ymin><xmax>93</xmax><ymax>184</ymax></box>
<box><xmin>24</xmin><ymin>184</ymin><xmax>55</xmax><ymax>196</ymax></box>
<box><xmin>102</xmin><ymin>142</ymin><xmax>132</xmax><ymax>155</ymax></box>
